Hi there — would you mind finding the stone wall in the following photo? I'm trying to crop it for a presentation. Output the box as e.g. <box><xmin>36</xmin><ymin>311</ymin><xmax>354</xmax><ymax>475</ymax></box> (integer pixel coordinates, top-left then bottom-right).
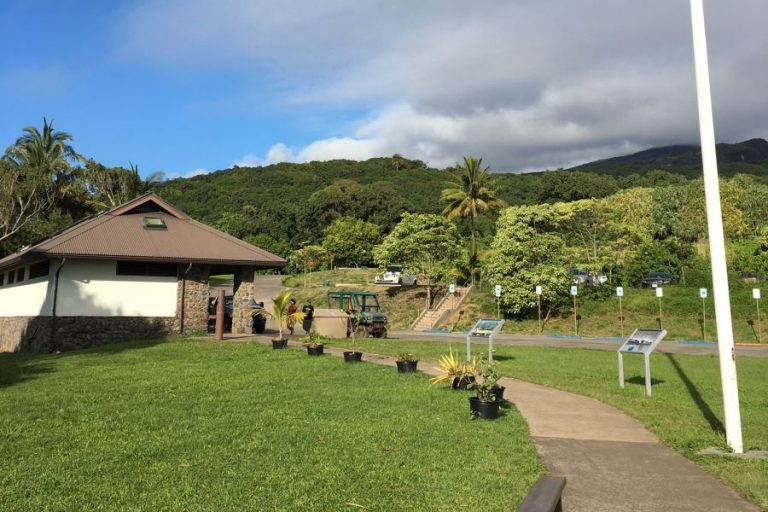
<box><xmin>232</xmin><ymin>267</ymin><xmax>255</xmax><ymax>334</ymax></box>
<box><xmin>0</xmin><ymin>316</ymin><xmax>175</xmax><ymax>353</ymax></box>
<box><xmin>175</xmin><ymin>264</ymin><xmax>210</xmax><ymax>333</ymax></box>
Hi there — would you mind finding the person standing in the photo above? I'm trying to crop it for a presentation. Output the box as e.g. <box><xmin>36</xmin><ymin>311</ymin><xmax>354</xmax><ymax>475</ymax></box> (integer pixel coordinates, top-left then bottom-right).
<box><xmin>287</xmin><ymin>298</ymin><xmax>298</xmax><ymax>335</ymax></box>
<box><xmin>302</xmin><ymin>300</ymin><xmax>314</xmax><ymax>333</ymax></box>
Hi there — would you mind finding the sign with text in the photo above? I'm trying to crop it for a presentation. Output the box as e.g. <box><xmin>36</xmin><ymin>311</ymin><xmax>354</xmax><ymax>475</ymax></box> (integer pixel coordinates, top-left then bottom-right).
<box><xmin>494</xmin><ymin>284</ymin><xmax>502</xmax><ymax>297</ymax></box>
<box><xmin>570</xmin><ymin>285</ymin><xmax>578</xmax><ymax>296</ymax></box>
<box><xmin>449</xmin><ymin>283</ymin><xmax>456</xmax><ymax>294</ymax></box>
<box><xmin>535</xmin><ymin>285</ymin><xmax>542</xmax><ymax>295</ymax></box>
<box><xmin>656</xmin><ymin>287</ymin><xmax>663</xmax><ymax>298</ymax></box>
<box><xmin>700</xmin><ymin>288</ymin><xmax>708</xmax><ymax>298</ymax></box>
<box><xmin>616</xmin><ymin>286</ymin><xmax>624</xmax><ymax>297</ymax></box>
<box><xmin>754</xmin><ymin>288</ymin><xmax>762</xmax><ymax>300</ymax></box>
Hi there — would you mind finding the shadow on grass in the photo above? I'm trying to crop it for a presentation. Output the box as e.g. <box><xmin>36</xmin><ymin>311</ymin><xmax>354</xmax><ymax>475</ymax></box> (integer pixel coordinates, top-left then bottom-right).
<box><xmin>492</xmin><ymin>354</ymin><xmax>516</xmax><ymax>362</ymax></box>
<box><xmin>0</xmin><ymin>358</ymin><xmax>55</xmax><ymax>389</ymax></box>
<box><xmin>664</xmin><ymin>352</ymin><xmax>725</xmax><ymax>434</ymax></box>
<box><xmin>0</xmin><ymin>338</ymin><xmax>165</xmax><ymax>389</ymax></box>
<box><xmin>626</xmin><ymin>376</ymin><xmax>666</xmax><ymax>386</ymax></box>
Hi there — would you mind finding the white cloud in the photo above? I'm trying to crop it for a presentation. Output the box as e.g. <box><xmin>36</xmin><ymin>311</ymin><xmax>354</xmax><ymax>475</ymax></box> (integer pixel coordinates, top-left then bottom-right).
<box><xmin>121</xmin><ymin>0</ymin><xmax>768</xmax><ymax>172</ymax></box>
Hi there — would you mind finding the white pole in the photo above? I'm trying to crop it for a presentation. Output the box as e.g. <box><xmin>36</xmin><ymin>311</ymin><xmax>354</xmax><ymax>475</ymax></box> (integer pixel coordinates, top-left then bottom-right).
<box><xmin>689</xmin><ymin>0</ymin><xmax>743</xmax><ymax>453</ymax></box>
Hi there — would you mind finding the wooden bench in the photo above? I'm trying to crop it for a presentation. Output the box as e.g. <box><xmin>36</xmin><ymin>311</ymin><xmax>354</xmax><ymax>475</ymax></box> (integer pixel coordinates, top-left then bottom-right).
<box><xmin>518</xmin><ymin>476</ymin><xmax>566</xmax><ymax>512</ymax></box>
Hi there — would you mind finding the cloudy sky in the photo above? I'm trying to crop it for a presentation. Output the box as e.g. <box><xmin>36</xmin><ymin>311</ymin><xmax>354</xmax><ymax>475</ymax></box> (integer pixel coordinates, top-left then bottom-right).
<box><xmin>1</xmin><ymin>0</ymin><xmax>766</xmax><ymax>178</ymax></box>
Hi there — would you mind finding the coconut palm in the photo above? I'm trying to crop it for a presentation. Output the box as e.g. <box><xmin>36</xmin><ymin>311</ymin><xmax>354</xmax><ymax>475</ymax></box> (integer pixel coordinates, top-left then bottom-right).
<box><xmin>440</xmin><ymin>156</ymin><xmax>506</xmax><ymax>281</ymax></box>
<box><xmin>4</xmin><ymin>118</ymin><xmax>82</xmax><ymax>202</ymax></box>
<box><xmin>252</xmin><ymin>290</ymin><xmax>304</xmax><ymax>341</ymax></box>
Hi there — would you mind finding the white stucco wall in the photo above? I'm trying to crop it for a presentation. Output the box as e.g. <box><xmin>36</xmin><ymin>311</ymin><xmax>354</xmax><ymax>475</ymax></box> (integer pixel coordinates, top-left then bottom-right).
<box><xmin>0</xmin><ymin>271</ymin><xmax>52</xmax><ymax>316</ymax></box>
<box><xmin>0</xmin><ymin>259</ymin><xmax>178</xmax><ymax>317</ymax></box>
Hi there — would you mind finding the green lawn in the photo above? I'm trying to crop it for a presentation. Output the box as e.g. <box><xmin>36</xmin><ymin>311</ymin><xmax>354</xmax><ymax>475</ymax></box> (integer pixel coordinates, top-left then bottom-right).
<box><xmin>333</xmin><ymin>338</ymin><xmax>768</xmax><ymax>510</ymax></box>
<box><xmin>454</xmin><ymin>281</ymin><xmax>768</xmax><ymax>343</ymax></box>
<box><xmin>0</xmin><ymin>341</ymin><xmax>543</xmax><ymax>511</ymax></box>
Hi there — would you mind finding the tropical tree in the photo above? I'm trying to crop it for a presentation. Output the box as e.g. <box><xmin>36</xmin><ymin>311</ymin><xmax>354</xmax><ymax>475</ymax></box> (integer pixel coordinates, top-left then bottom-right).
<box><xmin>373</xmin><ymin>213</ymin><xmax>461</xmax><ymax>308</ymax></box>
<box><xmin>440</xmin><ymin>156</ymin><xmax>506</xmax><ymax>282</ymax></box>
<box><xmin>322</xmin><ymin>217</ymin><xmax>381</xmax><ymax>267</ymax></box>
<box><xmin>0</xmin><ymin>160</ymin><xmax>55</xmax><ymax>244</ymax></box>
<box><xmin>84</xmin><ymin>159</ymin><xmax>165</xmax><ymax>209</ymax></box>
<box><xmin>484</xmin><ymin>203</ymin><xmax>574</xmax><ymax>319</ymax></box>
<box><xmin>4</xmin><ymin>118</ymin><xmax>82</xmax><ymax>203</ymax></box>
<box><xmin>252</xmin><ymin>290</ymin><xmax>304</xmax><ymax>341</ymax></box>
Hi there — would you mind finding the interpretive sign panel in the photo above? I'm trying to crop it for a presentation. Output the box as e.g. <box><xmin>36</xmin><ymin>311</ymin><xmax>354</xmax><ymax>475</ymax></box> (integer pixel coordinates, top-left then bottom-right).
<box><xmin>466</xmin><ymin>318</ymin><xmax>505</xmax><ymax>362</ymax></box>
<box><xmin>618</xmin><ymin>328</ymin><xmax>667</xmax><ymax>396</ymax></box>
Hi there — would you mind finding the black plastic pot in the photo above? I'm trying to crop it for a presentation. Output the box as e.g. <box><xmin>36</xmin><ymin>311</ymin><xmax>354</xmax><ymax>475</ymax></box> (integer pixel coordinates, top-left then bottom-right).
<box><xmin>396</xmin><ymin>360</ymin><xmax>418</xmax><ymax>373</ymax></box>
<box><xmin>469</xmin><ymin>397</ymin><xmax>500</xmax><ymax>420</ymax></box>
<box><xmin>306</xmin><ymin>344</ymin><xmax>324</xmax><ymax>356</ymax></box>
<box><xmin>451</xmin><ymin>376</ymin><xmax>475</xmax><ymax>390</ymax></box>
<box><xmin>272</xmin><ymin>339</ymin><xmax>288</xmax><ymax>349</ymax></box>
<box><xmin>343</xmin><ymin>351</ymin><xmax>363</xmax><ymax>362</ymax></box>
<box><xmin>490</xmin><ymin>386</ymin><xmax>505</xmax><ymax>402</ymax></box>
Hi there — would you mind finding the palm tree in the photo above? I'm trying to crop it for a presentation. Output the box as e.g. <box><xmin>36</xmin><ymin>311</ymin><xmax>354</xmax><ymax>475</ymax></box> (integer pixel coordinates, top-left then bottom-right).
<box><xmin>252</xmin><ymin>290</ymin><xmax>304</xmax><ymax>341</ymax></box>
<box><xmin>4</xmin><ymin>118</ymin><xmax>82</xmax><ymax>201</ymax></box>
<box><xmin>440</xmin><ymin>156</ymin><xmax>506</xmax><ymax>282</ymax></box>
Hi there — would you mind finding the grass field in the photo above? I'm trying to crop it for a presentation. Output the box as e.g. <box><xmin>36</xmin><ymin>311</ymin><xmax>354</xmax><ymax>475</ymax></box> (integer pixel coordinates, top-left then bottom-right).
<box><xmin>449</xmin><ymin>280</ymin><xmax>768</xmax><ymax>343</ymax></box>
<box><xmin>332</xmin><ymin>337</ymin><xmax>768</xmax><ymax>509</ymax></box>
<box><xmin>0</xmin><ymin>340</ymin><xmax>543</xmax><ymax>511</ymax></box>
<box><xmin>277</xmin><ymin>269</ymin><xmax>768</xmax><ymax>343</ymax></box>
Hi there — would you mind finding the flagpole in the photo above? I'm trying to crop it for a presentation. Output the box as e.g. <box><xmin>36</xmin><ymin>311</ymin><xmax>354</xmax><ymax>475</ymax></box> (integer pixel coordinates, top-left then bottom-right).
<box><xmin>689</xmin><ymin>0</ymin><xmax>743</xmax><ymax>453</ymax></box>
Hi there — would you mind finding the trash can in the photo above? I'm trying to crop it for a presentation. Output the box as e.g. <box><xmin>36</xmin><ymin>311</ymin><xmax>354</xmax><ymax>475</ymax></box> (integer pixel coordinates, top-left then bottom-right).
<box><xmin>312</xmin><ymin>308</ymin><xmax>350</xmax><ymax>338</ymax></box>
<box><xmin>251</xmin><ymin>302</ymin><xmax>267</xmax><ymax>334</ymax></box>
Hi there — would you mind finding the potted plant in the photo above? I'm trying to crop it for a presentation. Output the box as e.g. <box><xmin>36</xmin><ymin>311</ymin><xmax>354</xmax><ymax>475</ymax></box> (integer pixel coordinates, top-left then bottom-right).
<box><xmin>302</xmin><ymin>330</ymin><xmax>325</xmax><ymax>356</ymax></box>
<box><xmin>251</xmin><ymin>290</ymin><xmax>304</xmax><ymax>349</ymax></box>
<box><xmin>430</xmin><ymin>350</ymin><xmax>476</xmax><ymax>389</ymax></box>
<box><xmin>343</xmin><ymin>312</ymin><xmax>364</xmax><ymax>362</ymax></box>
<box><xmin>395</xmin><ymin>352</ymin><xmax>418</xmax><ymax>373</ymax></box>
<box><xmin>468</xmin><ymin>358</ymin><xmax>502</xmax><ymax>420</ymax></box>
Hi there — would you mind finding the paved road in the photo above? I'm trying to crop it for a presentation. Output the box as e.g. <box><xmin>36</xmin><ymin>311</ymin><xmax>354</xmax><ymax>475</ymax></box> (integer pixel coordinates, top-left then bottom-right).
<box><xmin>389</xmin><ymin>330</ymin><xmax>768</xmax><ymax>358</ymax></box>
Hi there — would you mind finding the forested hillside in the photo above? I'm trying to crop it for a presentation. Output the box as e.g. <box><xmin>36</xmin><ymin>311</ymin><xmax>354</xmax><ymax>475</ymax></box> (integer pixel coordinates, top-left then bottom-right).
<box><xmin>153</xmin><ymin>139</ymin><xmax>768</xmax><ymax>259</ymax></box>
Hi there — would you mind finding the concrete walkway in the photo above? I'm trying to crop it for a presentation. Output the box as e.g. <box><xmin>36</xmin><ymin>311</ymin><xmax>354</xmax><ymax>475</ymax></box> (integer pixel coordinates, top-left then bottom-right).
<box><xmin>224</xmin><ymin>334</ymin><xmax>760</xmax><ymax>511</ymax></box>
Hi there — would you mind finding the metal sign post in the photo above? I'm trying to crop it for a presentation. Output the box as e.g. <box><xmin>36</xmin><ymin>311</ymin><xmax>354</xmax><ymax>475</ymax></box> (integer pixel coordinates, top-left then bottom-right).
<box><xmin>466</xmin><ymin>318</ymin><xmax>505</xmax><ymax>362</ymax></box>
<box><xmin>656</xmin><ymin>287</ymin><xmax>664</xmax><ymax>329</ymax></box>
<box><xmin>700</xmin><ymin>288</ymin><xmax>708</xmax><ymax>342</ymax></box>
<box><xmin>536</xmin><ymin>285</ymin><xmax>543</xmax><ymax>333</ymax></box>
<box><xmin>754</xmin><ymin>288</ymin><xmax>762</xmax><ymax>343</ymax></box>
<box><xmin>495</xmin><ymin>284</ymin><xmax>501</xmax><ymax>320</ymax></box>
<box><xmin>571</xmin><ymin>285</ymin><xmax>578</xmax><ymax>336</ymax></box>
<box><xmin>618</xmin><ymin>328</ymin><xmax>667</xmax><ymax>397</ymax></box>
<box><xmin>617</xmin><ymin>286</ymin><xmax>625</xmax><ymax>338</ymax></box>
<box><xmin>449</xmin><ymin>283</ymin><xmax>456</xmax><ymax>309</ymax></box>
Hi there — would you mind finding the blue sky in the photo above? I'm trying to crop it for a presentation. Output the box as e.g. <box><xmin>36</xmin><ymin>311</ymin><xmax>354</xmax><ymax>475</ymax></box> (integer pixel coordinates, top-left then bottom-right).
<box><xmin>2</xmin><ymin>1</ymin><xmax>766</xmax><ymax>179</ymax></box>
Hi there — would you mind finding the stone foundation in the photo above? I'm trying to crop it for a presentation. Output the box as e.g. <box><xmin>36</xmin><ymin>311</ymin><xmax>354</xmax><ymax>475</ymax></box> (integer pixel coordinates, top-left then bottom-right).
<box><xmin>0</xmin><ymin>316</ymin><xmax>175</xmax><ymax>353</ymax></box>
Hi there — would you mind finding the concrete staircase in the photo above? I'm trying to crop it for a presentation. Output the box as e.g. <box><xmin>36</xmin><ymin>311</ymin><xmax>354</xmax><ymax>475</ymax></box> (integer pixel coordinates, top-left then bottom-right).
<box><xmin>411</xmin><ymin>285</ymin><xmax>471</xmax><ymax>331</ymax></box>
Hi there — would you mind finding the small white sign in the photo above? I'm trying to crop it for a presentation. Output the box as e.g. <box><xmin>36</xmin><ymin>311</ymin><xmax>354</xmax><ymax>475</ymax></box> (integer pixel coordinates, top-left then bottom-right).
<box><xmin>656</xmin><ymin>287</ymin><xmax>663</xmax><ymax>298</ymax></box>
<box><xmin>754</xmin><ymin>288</ymin><xmax>761</xmax><ymax>300</ymax></box>
<box><xmin>699</xmin><ymin>288</ymin><xmax>707</xmax><ymax>299</ymax></box>
<box><xmin>449</xmin><ymin>283</ymin><xmax>456</xmax><ymax>294</ymax></box>
<box><xmin>535</xmin><ymin>285</ymin><xmax>542</xmax><ymax>295</ymax></box>
<box><xmin>571</xmin><ymin>285</ymin><xmax>578</xmax><ymax>296</ymax></box>
<box><xmin>616</xmin><ymin>286</ymin><xmax>624</xmax><ymax>297</ymax></box>
<box><xmin>494</xmin><ymin>284</ymin><xmax>502</xmax><ymax>297</ymax></box>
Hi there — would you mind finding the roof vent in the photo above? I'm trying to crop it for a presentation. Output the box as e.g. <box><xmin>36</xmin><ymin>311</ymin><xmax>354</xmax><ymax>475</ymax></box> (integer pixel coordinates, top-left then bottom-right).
<box><xmin>142</xmin><ymin>217</ymin><xmax>167</xmax><ymax>229</ymax></box>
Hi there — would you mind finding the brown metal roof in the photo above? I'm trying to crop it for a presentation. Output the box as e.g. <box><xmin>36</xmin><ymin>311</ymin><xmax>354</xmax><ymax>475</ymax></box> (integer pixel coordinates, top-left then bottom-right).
<box><xmin>0</xmin><ymin>193</ymin><xmax>286</xmax><ymax>270</ymax></box>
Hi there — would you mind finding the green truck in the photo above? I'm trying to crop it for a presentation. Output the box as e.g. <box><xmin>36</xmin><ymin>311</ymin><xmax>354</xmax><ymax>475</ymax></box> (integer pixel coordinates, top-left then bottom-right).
<box><xmin>327</xmin><ymin>290</ymin><xmax>388</xmax><ymax>338</ymax></box>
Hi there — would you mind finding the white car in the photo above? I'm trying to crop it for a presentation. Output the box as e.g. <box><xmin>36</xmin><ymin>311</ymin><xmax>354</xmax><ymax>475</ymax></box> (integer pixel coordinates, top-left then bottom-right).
<box><xmin>375</xmin><ymin>265</ymin><xmax>418</xmax><ymax>285</ymax></box>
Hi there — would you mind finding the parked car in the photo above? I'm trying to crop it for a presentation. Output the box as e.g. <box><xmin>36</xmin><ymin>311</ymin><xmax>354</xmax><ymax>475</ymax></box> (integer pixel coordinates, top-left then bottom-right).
<box><xmin>641</xmin><ymin>271</ymin><xmax>674</xmax><ymax>287</ymax></box>
<box><xmin>208</xmin><ymin>295</ymin><xmax>233</xmax><ymax>332</ymax></box>
<box><xmin>569</xmin><ymin>268</ymin><xmax>607</xmax><ymax>286</ymax></box>
<box><xmin>739</xmin><ymin>272</ymin><xmax>764</xmax><ymax>283</ymax></box>
<box><xmin>374</xmin><ymin>264</ymin><xmax>418</xmax><ymax>286</ymax></box>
